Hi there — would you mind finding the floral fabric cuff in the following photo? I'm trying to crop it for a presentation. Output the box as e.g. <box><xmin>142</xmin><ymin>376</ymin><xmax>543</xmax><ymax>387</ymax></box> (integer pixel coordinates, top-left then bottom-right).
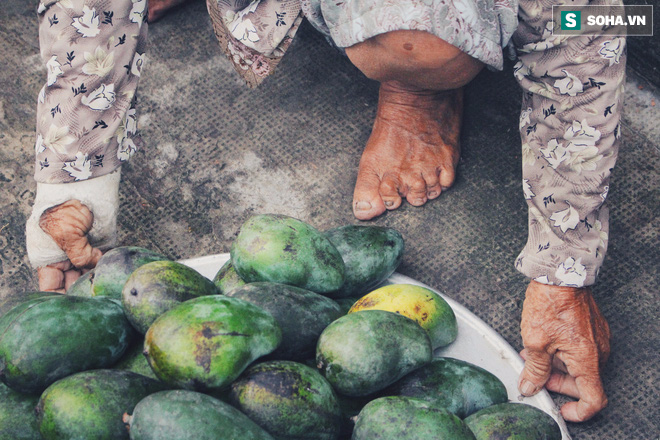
<box><xmin>206</xmin><ymin>0</ymin><xmax>303</xmax><ymax>88</ymax></box>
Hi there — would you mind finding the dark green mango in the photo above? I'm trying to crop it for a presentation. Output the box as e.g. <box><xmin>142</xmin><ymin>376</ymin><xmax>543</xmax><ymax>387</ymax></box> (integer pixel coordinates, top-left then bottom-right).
<box><xmin>0</xmin><ymin>291</ymin><xmax>56</xmax><ymax>318</ymax></box>
<box><xmin>352</xmin><ymin>396</ymin><xmax>476</xmax><ymax>440</ymax></box>
<box><xmin>144</xmin><ymin>295</ymin><xmax>281</xmax><ymax>391</ymax></box>
<box><xmin>0</xmin><ymin>383</ymin><xmax>41</xmax><ymax>440</ymax></box>
<box><xmin>36</xmin><ymin>369</ymin><xmax>166</xmax><ymax>440</ymax></box>
<box><xmin>0</xmin><ymin>293</ymin><xmax>58</xmax><ymax>331</ymax></box>
<box><xmin>334</xmin><ymin>297</ymin><xmax>360</xmax><ymax>315</ymax></box>
<box><xmin>124</xmin><ymin>390</ymin><xmax>275</xmax><ymax>440</ymax></box>
<box><xmin>227</xmin><ymin>282</ymin><xmax>342</xmax><ymax>360</ymax></box>
<box><xmin>92</xmin><ymin>246</ymin><xmax>169</xmax><ymax>299</ymax></box>
<box><xmin>464</xmin><ymin>403</ymin><xmax>562</xmax><ymax>440</ymax></box>
<box><xmin>380</xmin><ymin>357</ymin><xmax>508</xmax><ymax>418</ymax></box>
<box><xmin>335</xmin><ymin>393</ymin><xmax>375</xmax><ymax>439</ymax></box>
<box><xmin>114</xmin><ymin>337</ymin><xmax>159</xmax><ymax>380</ymax></box>
<box><xmin>231</xmin><ymin>215</ymin><xmax>345</xmax><ymax>295</ymax></box>
<box><xmin>324</xmin><ymin>225</ymin><xmax>404</xmax><ymax>298</ymax></box>
<box><xmin>213</xmin><ymin>260</ymin><xmax>246</xmax><ymax>294</ymax></box>
<box><xmin>316</xmin><ymin>310</ymin><xmax>432</xmax><ymax>397</ymax></box>
<box><xmin>66</xmin><ymin>270</ymin><xmax>95</xmax><ymax>296</ymax></box>
<box><xmin>0</xmin><ymin>296</ymin><xmax>134</xmax><ymax>394</ymax></box>
<box><xmin>228</xmin><ymin>360</ymin><xmax>342</xmax><ymax>440</ymax></box>
<box><xmin>122</xmin><ymin>260</ymin><xmax>218</xmax><ymax>334</ymax></box>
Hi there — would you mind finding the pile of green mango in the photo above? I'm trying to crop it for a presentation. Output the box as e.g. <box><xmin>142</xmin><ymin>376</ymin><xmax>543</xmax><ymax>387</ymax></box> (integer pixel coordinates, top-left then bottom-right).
<box><xmin>0</xmin><ymin>214</ymin><xmax>562</xmax><ymax>440</ymax></box>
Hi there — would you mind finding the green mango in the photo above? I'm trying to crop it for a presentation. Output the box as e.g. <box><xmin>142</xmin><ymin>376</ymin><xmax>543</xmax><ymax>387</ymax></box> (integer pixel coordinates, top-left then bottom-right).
<box><xmin>0</xmin><ymin>383</ymin><xmax>41</xmax><ymax>440</ymax></box>
<box><xmin>0</xmin><ymin>296</ymin><xmax>134</xmax><ymax>394</ymax></box>
<box><xmin>380</xmin><ymin>357</ymin><xmax>508</xmax><ymax>418</ymax></box>
<box><xmin>227</xmin><ymin>282</ymin><xmax>342</xmax><ymax>360</ymax></box>
<box><xmin>352</xmin><ymin>396</ymin><xmax>476</xmax><ymax>440</ymax></box>
<box><xmin>144</xmin><ymin>295</ymin><xmax>281</xmax><ymax>391</ymax></box>
<box><xmin>124</xmin><ymin>390</ymin><xmax>275</xmax><ymax>440</ymax></box>
<box><xmin>122</xmin><ymin>260</ymin><xmax>218</xmax><ymax>334</ymax></box>
<box><xmin>228</xmin><ymin>360</ymin><xmax>342</xmax><ymax>440</ymax></box>
<box><xmin>0</xmin><ymin>291</ymin><xmax>55</xmax><ymax>317</ymax></box>
<box><xmin>36</xmin><ymin>369</ymin><xmax>166</xmax><ymax>440</ymax></box>
<box><xmin>464</xmin><ymin>403</ymin><xmax>562</xmax><ymax>440</ymax></box>
<box><xmin>324</xmin><ymin>225</ymin><xmax>404</xmax><ymax>298</ymax></box>
<box><xmin>92</xmin><ymin>246</ymin><xmax>169</xmax><ymax>299</ymax></box>
<box><xmin>213</xmin><ymin>260</ymin><xmax>246</xmax><ymax>294</ymax></box>
<box><xmin>316</xmin><ymin>310</ymin><xmax>432</xmax><ymax>397</ymax></box>
<box><xmin>66</xmin><ymin>270</ymin><xmax>95</xmax><ymax>296</ymax></box>
<box><xmin>231</xmin><ymin>215</ymin><xmax>345</xmax><ymax>295</ymax></box>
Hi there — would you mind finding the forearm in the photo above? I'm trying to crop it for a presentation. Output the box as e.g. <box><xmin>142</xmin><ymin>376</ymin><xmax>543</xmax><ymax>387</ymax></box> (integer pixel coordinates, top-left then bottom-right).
<box><xmin>512</xmin><ymin>0</ymin><xmax>626</xmax><ymax>287</ymax></box>
<box><xmin>29</xmin><ymin>0</ymin><xmax>148</xmax><ymax>268</ymax></box>
<box><xmin>35</xmin><ymin>0</ymin><xmax>147</xmax><ymax>184</ymax></box>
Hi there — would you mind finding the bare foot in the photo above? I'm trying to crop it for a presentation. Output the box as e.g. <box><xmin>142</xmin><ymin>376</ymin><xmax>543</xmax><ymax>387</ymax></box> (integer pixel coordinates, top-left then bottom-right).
<box><xmin>148</xmin><ymin>0</ymin><xmax>192</xmax><ymax>22</ymax></box>
<box><xmin>352</xmin><ymin>81</ymin><xmax>463</xmax><ymax>220</ymax></box>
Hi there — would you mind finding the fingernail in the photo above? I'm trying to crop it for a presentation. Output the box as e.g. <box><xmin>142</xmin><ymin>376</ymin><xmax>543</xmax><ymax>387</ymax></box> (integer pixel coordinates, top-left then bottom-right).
<box><xmin>520</xmin><ymin>380</ymin><xmax>537</xmax><ymax>396</ymax></box>
<box><xmin>384</xmin><ymin>201</ymin><xmax>393</xmax><ymax>207</ymax></box>
<box><xmin>355</xmin><ymin>201</ymin><xmax>371</xmax><ymax>211</ymax></box>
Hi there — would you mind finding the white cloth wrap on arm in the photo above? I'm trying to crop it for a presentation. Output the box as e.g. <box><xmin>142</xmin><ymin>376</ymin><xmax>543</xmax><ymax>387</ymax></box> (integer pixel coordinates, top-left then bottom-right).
<box><xmin>26</xmin><ymin>170</ymin><xmax>121</xmax><ymax>268</ymax></box>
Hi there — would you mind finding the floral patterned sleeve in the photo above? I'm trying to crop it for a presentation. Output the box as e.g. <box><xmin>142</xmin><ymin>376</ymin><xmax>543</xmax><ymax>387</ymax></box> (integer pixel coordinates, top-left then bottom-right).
<box><xmin>26</xmin><ymin>0</ymin><xmax>148</xmax><ymax>268</ymax></box>
<box><xmin>35</xmin><ymin>0</ymin><xmax>148</xmax><ymax>184</ymax></box>
<box><xmin>512</xmin><ymin>0</ymin><xmax>626</xmax><ymax>287</ymax></box>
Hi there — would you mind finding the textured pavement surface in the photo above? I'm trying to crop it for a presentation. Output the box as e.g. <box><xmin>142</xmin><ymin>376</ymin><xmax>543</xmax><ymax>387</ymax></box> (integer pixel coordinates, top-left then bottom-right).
<box><xmin>1</xmin><ymin>1</ymin><xmax>658</xmax><ymax>438</ymax></box>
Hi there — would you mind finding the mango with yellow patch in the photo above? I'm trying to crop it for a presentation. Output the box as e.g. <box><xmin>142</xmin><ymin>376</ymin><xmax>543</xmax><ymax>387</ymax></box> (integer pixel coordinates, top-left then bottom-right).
<box><xmin>349</xmin><ymin>284</ymin><xmax>457</xmax><ymax>349</ymax></box>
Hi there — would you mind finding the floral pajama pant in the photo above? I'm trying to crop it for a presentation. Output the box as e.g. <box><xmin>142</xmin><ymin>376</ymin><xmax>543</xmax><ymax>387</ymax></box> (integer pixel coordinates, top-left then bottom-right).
<box><xmin>34</xmin><ymin>0</ymin><xmax>626</xmax><ymax>287</ymax></box>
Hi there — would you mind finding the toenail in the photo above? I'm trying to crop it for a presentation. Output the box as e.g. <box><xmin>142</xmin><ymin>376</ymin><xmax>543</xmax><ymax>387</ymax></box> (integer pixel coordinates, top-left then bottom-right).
<box><xmin>384</xmin><ymin>201</ymin><xmax>394</xmax><ymax>207</ymax></box>
<box><xmin>428</xmin><ymin>191</ymin><xmax>439</xmax><ymax>198</ymax></box>
<box><xmin>413</xmin><ymin>198</ymin><xmax>425</xmax><ymax>205</ymax></box>
<box><xmin>355</xmin><ymin>201</ymin><xmax>372</xmax><ymax>211</ymax></box>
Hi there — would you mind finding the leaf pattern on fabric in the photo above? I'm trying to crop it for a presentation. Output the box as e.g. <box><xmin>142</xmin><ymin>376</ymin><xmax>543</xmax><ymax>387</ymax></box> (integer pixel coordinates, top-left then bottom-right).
<box><xmin>72</xmin><ymin>5</ymin><xmax>101</xmax><ymax>38</ymax></box>
<box><xmin>63</xmin><ymin>152</ymin><xmax>93</xmax><ymax>181</ymax></box>
<box><xmin>81</xmin><ymin>83</ymin><xmax>116</xmax><ymax>110</ymax></box>
<box><xmin>46</xmin><ymin>55</ymin><xmax>63</xmax><ymax>86</ymax></box>
<box><xmin>555</xmin><ymin>257</ymin><xmax>587</xmax><ymax>287</ymax></box>
<box><xmin>549</xmin><ymin>204</ymin><xmax>580</xmax><ymax>233</ymax></box>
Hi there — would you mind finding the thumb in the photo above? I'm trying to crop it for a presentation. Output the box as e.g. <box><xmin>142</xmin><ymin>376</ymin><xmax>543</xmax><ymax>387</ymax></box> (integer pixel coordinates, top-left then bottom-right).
<box><xmin>518</xmin><ymin>348</ymin><xmax>553</xmax><ymax>396</ymax></box>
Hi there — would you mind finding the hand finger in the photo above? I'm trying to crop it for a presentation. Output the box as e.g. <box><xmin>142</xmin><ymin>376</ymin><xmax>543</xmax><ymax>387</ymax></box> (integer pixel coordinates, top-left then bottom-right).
<box><xmin>518</xmin><ymin>348</ymin><xmax>553</xmax><ymax>396</ymax></box>
<box><xmin>545</xmin><ymin>371</ymin><xmax>580</xmax><ymax>398</ymax></box>
<box><xmin>37</xmin><ymin>266</ymin><xmax>67</xmax><ymax>293</ymax></box>
<box><xmin>561</xmin><ymin>375</ymin><xmax>608</xmax><ymax>422</ymax></box>
<box><xmin>520</xmin><ymin>349</ymin><xmax>568</xmax><ymax>374</ymax></box>
<box><xmin>63</xmin><ymin>269</ymin><xmax>82</xmax><ymax>290</ymax></box>
<box><xmin>65</xmin><ymin>239</ymin><xmax>103</xmax><ymax>269</ymax></box>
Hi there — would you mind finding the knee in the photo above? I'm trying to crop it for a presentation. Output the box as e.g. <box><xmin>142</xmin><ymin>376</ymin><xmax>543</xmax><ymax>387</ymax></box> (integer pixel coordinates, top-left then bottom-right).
<box><xmin>346</xmin><ymin>30</ymin><xmax>484</xmax><ymax>90</ymax></box>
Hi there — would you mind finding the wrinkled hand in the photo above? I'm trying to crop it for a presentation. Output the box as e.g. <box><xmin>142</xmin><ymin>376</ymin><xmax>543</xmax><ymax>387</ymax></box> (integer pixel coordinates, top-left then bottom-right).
<box><xmin>37</xmin><ymin>200</ymin><xmax>103</xmax><ymax>293</ymax></box>
<box><xmin>518</xmin><ymin>280</ymin><xmax>611</xmax><ymax>422</ymax></box>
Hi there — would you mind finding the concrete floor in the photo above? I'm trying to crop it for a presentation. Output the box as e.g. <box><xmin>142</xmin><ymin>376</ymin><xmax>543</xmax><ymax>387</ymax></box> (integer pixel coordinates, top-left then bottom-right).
<box><xmin>0</xmin><ymin>1</ymin><xmax>658</xmax><ymax>438</ymax></box>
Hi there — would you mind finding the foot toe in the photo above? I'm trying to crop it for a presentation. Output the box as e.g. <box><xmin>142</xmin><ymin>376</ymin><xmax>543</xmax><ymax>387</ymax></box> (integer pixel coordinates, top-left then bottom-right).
<box><xmin>439</xmin><ymin>165</ymin><xmax>457</xmax><ymax>190</ymax></box>
<box><xmin>421</xmin><ymin>168</ymin><xmax>442</xmax><ymax>200</ymax></box>
<box><xmin>403</xmin><ymin>173</ymin><xmax>428</xmax><ymax>207</ymax></box>
<box><xmin>353</xmin><ymin>170</ymin><xmax>387</xmax><ymax>220</ymax></box>
<box><xmin>379</xmin><ymin>176</ymin><xmax>403</xmax><ymax>210</ymax></box>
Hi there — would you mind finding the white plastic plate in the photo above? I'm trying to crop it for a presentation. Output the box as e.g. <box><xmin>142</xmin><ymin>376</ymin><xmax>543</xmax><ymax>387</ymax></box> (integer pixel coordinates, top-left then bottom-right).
<box><xmin>181</xmin><ymin>253</ymin><xmax>571</xmax><ymax>439</ymax></box>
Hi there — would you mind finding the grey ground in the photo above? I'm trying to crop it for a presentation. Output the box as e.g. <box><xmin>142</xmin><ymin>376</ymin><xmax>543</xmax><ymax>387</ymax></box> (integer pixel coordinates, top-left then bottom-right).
<box><xmin>0</xmin><ymin>1</ymin><xmax>658</xmax><ymax>439</ymax></box>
